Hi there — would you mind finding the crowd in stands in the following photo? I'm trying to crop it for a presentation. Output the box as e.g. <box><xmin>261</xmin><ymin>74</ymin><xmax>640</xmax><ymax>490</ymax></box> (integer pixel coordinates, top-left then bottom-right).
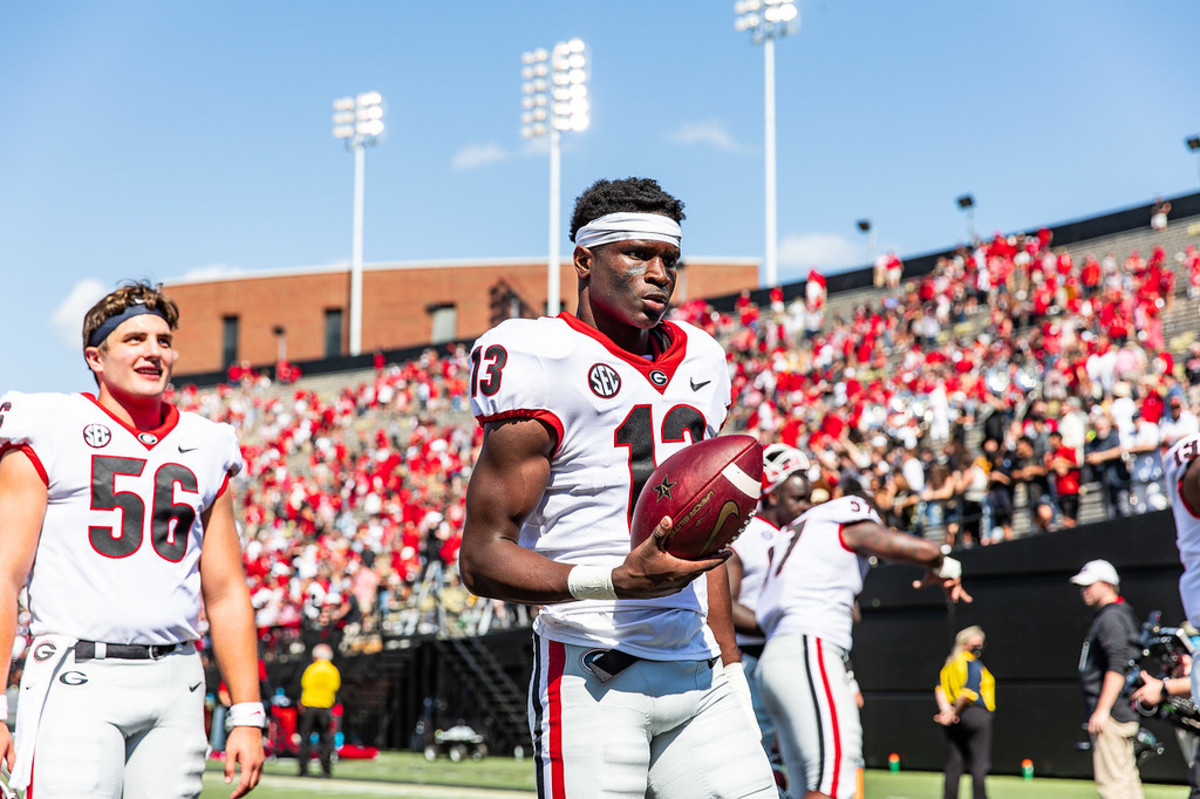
<box><xmin>159</xmin><ymin>227</ymin><xmax>1200</xmax><ymax>650</ymax></box>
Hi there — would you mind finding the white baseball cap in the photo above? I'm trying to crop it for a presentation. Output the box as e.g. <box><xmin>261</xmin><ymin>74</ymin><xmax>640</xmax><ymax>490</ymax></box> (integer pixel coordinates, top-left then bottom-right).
<box><xmin>1070</xmin><ymin>559</ymin><xmax>1120</xmax><ymax>588</ymax></box>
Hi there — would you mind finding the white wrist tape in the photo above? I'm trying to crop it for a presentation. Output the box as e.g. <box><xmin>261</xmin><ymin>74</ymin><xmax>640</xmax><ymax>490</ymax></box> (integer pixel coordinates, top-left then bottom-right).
<box><xmin>934</xmin><ymin>556</ymin><xmax>962</xmax><ymax>581</ymax></box>
<box><xmin>228</xmin><ymin>702</ymin><xmax>266</xmax><ymax>728</ymax></box>
<box><xmin>567</xmin><ymin>565</ymin><xmax>617</xmax><ymax>601</ymax></box>
<box><xmin>724</xmin><ymin>662</ymin><xmax>752</xmax><ymax>709</ymax></box>
<box><xmin>723</xmin><ymin>661</ymin><xmax>761</xmax><ymax>742</ymax></box>
<box><xmin>0</xmin><ymin>694</ymin><xmax>8</xmax><ymax>722</ymax></box>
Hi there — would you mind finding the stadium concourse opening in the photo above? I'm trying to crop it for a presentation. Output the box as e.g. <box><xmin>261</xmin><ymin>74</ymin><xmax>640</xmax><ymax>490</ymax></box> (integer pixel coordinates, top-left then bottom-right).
<box><xmin>170</xmin><ymin>188</ymin><xmax>1200</xmax><ymax>783</ymax></box>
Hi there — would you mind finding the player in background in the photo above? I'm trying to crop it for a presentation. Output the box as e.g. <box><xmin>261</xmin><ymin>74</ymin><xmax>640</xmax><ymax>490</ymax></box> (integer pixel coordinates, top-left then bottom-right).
<box><xmin>728</xmin><ymin>445</ymin><xmax>814</xmax><ymax>778</ymax></box>
<box><xmin>0</xmin><ymin>282</ymin><xmax>263</xmax><ymax>798</ymax></box>
<box><xmin>1163</xmin><ymin>429</ymin><xmax>1200</xmax><ymax>796</ymax></box>
<box><xmin>756</xmin><ymin>491</ymin><xmax>971</xmax><ymax>799</ymax></box>
<box><xmin>461</xmin><ymin>177</ymin><xmax>777</xmax><ymax>798</ymax></box>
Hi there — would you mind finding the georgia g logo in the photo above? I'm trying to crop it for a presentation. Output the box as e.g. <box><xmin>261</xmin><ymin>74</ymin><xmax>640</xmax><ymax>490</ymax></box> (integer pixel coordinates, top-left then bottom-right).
<box><xmin>82</xmin><ymin>424</ymin><xmax>112</xmax><ymax>449</ymax></box>
<box><xmin>588</xmin><ymin>364</ymin><xmax>622</xmax><ymax>399</ymax></box>
<box><xmin>649</xmin><ymin>370</ymin><xmax>668</xmax><ymax>387</ymax></box>
<box><xmin>32</xmin><ymin>641</ymin><xmax>57</xmax><ymax>662</ymax></box>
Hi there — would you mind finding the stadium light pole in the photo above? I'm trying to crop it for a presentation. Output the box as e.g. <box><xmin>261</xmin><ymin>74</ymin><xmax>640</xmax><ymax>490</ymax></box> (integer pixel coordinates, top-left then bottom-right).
<box><xmin>856</xmin><ymin>219</ymin><xmax>874</xmax><ymax>266</ymax></box>
<box><xmin>1188</xmin><ymin>135</ymin><xmax>1200</xmax><ymax>186</ymax></box>
<box><xmin>957</xmin><ymin>194</ymin><xmax>976</xmax><ymax>243</ymax></box>
<box><xmin>332</xmin><ymin>91</ymin><xmax>385</xmax><ymax>357</ymax></box>
<box><xmin>522</xmin><ymin>39</ymin><xmax>590</xmax><ymax>316</ymax></box>
<box><xmin>735</xmin><ymin>0</ymin><xmax>799</xmax><ymax>290</ymax></box>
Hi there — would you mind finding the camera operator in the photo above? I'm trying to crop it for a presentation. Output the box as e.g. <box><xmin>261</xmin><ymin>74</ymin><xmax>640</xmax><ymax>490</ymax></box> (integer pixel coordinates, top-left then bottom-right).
<box><xmin>1131</xmin><ymin>671</ymin><xmax>1194</xmax><ymax>711</ymax></box>
<box><xmin>1130</xmin><ymin>657</ymin><xmax>1199</xmax><ymax>797</ymax></box>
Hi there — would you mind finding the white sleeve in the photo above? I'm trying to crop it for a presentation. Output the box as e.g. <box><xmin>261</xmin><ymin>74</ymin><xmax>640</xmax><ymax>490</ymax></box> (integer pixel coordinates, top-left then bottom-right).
<box><xmin>216</xmin><ymin>421</ymin><xmax>244</xmax><ymax>478</ymax></box>
<box><xmin>0</xmin><ymin>391</ymin><xmax>44</xmax><ymax>449</ymax></box>
<box><xmin>469</xmin><ymin>322</ymin><xmax>553</xmax><ymax>423</ymax></box>
<box><xmin>1166</xmin><ymin>434</ymin><xmax>1200</xmax><ymax>485</ymax></box>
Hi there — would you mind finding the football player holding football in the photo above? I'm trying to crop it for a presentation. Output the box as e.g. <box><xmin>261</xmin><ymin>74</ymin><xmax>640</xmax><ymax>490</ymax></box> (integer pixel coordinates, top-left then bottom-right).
<box><xmin>0</xmin><ymin>282</ymin><xmax>263</xmax><ymax>797</ymax></box>
<box><xmin>461</xmin><ymin>177</ymin><xmax>777</xmax><ymax>798</ymax></box>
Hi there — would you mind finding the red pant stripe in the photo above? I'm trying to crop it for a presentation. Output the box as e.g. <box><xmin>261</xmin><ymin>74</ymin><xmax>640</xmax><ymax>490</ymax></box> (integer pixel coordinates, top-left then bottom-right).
<box><xmin>546</xmin><ymin>639</ymin><xmax>567</xmax><ymax>798</ymax></box>
<box><xmin>815</xmin><ymin>637</ymin><xmax>842</xmax><ymax>797</ymax></box>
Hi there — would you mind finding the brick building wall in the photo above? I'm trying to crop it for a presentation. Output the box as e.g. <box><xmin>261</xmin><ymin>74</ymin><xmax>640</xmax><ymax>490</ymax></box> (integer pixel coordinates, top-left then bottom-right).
<box><xmin>164</xmin><ymin>257</ymin><xmax>757</xmax><ymax>377</ymax></box>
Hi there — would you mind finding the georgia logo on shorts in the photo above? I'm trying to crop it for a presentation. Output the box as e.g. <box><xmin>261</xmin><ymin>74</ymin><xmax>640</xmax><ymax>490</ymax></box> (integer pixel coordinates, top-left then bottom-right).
<box><xmin>82</xmin><ymin>424</ymin><xmax>112</xmax><ymax>448</ymax></box>
<box><xmin>580</xmin><ymin>649</ymin><xmax>610</xmax><ymax>678</ymax></box>
<box><xmin>59</xmin><ymin>671</ymin><xmax>88</xmax><ymax>686</ymax></box>
<box><xmin>588</xmin><ymin>364</ymin><xmax>622</xmax><ymax>398</ymax></box>
<box><xmin>32</xmin><ymin>641</ymin><xmax>57</xmax><ymax>662</ymax></box>
<box><xmin>649</xmin><ymin>370</ymin><xmax>668</xmax><ymax>387</ymax></box>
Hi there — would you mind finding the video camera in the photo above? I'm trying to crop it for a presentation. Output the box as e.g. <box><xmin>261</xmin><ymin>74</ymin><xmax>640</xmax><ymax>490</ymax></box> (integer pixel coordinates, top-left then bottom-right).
<box><xmin>1126</xmin><ymin>610</ymin><xmax>1200</xmax><ymax>733</ymax></box>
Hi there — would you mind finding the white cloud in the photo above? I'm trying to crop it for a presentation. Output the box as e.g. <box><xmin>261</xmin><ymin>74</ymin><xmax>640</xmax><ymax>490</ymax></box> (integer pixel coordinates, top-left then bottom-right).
<box><xmin>778</xmin><ymin>232</ymin><xmax>862</xmax><ymax>271</ymax></box>
<box><xmin>521</xmin><ymin>136</ymin><xmax>551</xmax><ymax>157</ymax></box>
<box><xmin>182</xmin><ymin>263</ymin><xmax>245</xmax><ymax>280</ymax></box>
<box><xmin>51</xmin><ymin>279</ymin><xmax>107</xmax><ymax>348</ymax></box>
<box><xmin>451</xmin><ymin>142</ymin><xmax>508</xmax><ymax>171</ymax></box>
<box><xmin>665</xmin><ymin>120</ymin><xmax>743</xmax><ymax>152</ymax></box>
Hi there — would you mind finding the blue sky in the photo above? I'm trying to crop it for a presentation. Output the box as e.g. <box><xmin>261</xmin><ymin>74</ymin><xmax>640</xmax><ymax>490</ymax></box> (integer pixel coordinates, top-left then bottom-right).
<box><xmin>2</xmin><ymin>1</ymin><xmax>1198</xmax><ymax>394</ymax></box>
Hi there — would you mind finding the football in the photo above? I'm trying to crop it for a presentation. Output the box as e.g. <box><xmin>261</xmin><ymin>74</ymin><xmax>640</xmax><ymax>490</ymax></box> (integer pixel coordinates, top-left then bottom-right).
<box><xmin>630</xmin><ymin>435</ymin><xmax>764</xmax><ymax>559</ymax></box>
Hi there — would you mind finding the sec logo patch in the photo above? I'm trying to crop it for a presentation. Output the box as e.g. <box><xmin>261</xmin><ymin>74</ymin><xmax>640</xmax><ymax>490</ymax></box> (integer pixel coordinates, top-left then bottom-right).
<box><xmin>588</xmin><ymin>364</ymin><xmax>622</xmax><ymax>398</ymax></box>
<box><xmin>82</xmin><ymin>424</ymin><xmax>112</xmax><ymax>448</ymax></box>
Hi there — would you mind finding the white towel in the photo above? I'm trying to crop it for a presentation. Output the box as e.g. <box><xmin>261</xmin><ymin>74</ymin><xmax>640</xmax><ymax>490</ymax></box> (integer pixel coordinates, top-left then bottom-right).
<box><xmin>11</xmin><ymin>635</ymin><xmax>75</xmax><ymax>791</ymax></box>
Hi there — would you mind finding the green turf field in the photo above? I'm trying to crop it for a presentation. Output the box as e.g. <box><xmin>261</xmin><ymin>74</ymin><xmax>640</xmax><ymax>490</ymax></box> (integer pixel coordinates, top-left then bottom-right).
<box><xmin>200</xmin><ymin>751</ymin><xmax>1194</xmax><ymax>798</ymax></box>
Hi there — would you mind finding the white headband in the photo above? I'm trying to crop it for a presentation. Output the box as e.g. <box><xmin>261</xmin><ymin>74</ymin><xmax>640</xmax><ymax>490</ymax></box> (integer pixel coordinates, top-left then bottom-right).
<box><xmin>574</xmin><ymin>212</ymin><xmax>682</xmax><ymax>251</ymax></box>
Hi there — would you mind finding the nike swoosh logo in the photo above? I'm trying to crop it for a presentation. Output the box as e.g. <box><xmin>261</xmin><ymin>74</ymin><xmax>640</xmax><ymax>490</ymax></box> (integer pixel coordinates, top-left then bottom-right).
<box><xmin>699</xmin><ymin>501</ymin><xmax>741</xmax><ymax>555</ymax></box>
<box><xmin>690</xmin><ymin>378</ymin><xmax>711</xmax><ymax>391</ymax></box>
<box><xmin>189</xmin><ymin>682</ymin><xmax>202</xmax><ymax>692</ymax></box>
<box><xmin>178</xmin><ymin>445</ymin><xmax>198</xmax><ymax>453</ymax></box>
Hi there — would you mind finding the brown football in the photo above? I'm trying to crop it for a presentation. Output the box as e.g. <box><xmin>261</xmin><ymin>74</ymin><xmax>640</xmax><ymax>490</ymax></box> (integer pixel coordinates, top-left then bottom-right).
<box><xmin>630</xmin><ymin>435</ymin><xmax>763</xmax><ymax>559</ymax></box>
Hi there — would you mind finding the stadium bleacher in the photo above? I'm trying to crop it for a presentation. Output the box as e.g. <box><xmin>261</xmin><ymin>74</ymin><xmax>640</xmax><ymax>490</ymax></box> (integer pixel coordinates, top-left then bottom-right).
<box><xmin>42</xmin><ymin>203</ymin><xmax>1189</xmax><ymax>661</ymax></box>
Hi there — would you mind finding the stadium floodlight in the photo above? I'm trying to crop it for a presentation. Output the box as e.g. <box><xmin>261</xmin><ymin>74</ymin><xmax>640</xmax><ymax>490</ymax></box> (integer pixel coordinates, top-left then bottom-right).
<box><xmin>956</xmin><ymin>194</ymin><xmax>976</xmax><ymax>242</ymax></box>
<box><xmin>856</xmin><ymin>219</ymin><xmax>875</xmax><ymax>264</ymax></box>
<box><xmin>522</xmin><ymin>39</ymin><xmax>590</xmax><ymax>316</ymax></box>
<box><xmin>734</xmin><ymin>0</ymin><xmax>799</xmax><ymax>289</ymax></box>
<box><xmin>332</xmin><ymin>91</ymin><xmax>386</xmax><ymax>357</ymax></box>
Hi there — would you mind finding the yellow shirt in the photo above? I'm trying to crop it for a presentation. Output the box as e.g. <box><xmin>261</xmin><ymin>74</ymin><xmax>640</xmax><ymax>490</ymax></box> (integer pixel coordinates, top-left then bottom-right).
<box><xmin>300</xmin><ymin>659</ymin><xmax>341</xmax><ymax>709</ymax></box>
<box><xmin>939</xmin><ymin>651</ymin><xmax>995</xmax><ymax>712</ymax></box>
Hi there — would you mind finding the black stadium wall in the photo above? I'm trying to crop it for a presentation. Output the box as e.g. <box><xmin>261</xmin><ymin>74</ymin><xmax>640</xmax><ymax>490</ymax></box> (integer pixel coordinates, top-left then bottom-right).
<box><xmin>263</xmin><ymin>510</ymin><xmax>1192</xmax><ymax>782</ymax></box>
<box><xmin>856</xmin><ymin>510</ymin><xmax>1186</xmax><ymax>781</ymax></box>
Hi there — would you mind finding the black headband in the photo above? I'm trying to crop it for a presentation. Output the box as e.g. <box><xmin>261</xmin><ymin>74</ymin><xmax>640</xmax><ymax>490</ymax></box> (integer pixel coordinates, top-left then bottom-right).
<box><xmin>87</xmin><ymin>303</ymin><xmax>168</xmax><ymax>348</ymax></box>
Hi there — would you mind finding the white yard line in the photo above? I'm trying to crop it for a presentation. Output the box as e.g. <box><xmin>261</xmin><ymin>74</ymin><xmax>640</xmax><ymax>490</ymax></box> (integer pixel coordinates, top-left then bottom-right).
<box><xmin>205</xmin><ymin>771</ymin><xmax>535</xmax><ymax>798</ymax></box>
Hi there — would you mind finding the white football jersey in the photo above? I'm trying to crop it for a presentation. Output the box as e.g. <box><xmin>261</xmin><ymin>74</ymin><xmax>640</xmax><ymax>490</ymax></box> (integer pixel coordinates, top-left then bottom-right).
<box><xmin>470</xmin><ymin>313</ymin><xmax>731</xmax><ymax>660</ymax></box>
<box><xmin>756</xmin><ymin>495</ymin><xmax>879</xmax><ymax>652</ymax></box>
<box><xmin>730</xmin><ymin>515</ymin><xmax>780</xmax><ymax>647</ymax></box>
<box><xmin>0</xmin><ymin>391</ymin><xmax>243</xmax><ymax>645</ymax></box>
<box><xmin>1164</xmin><ymin>433</ymin><xmax>1200</xmax><ymax>626</ymax></box>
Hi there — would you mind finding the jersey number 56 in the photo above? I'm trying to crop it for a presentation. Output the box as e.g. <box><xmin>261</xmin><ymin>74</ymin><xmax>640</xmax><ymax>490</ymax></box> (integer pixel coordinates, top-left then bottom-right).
<box><xmin>90</xmin><ymin>455</ymin><xmax>199</xmax><ymax>563</ymax></box>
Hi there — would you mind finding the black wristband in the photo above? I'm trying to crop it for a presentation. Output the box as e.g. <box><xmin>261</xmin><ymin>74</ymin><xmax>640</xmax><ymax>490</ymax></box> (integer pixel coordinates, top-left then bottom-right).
<box><xmin>1161</xmin><ymin>680</ymin><xmax>1170</xmax><ymax>702</ymax></box>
